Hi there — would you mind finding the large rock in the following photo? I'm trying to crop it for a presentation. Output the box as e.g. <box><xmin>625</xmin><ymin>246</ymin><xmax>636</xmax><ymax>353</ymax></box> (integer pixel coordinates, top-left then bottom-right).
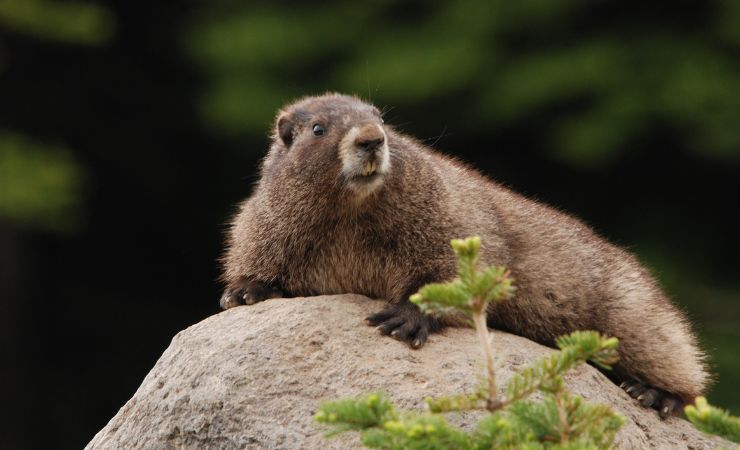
<box><xmin>87</xmin><ymin>295</ymin><xmax>727</xmax><ymax>449</ymax></box>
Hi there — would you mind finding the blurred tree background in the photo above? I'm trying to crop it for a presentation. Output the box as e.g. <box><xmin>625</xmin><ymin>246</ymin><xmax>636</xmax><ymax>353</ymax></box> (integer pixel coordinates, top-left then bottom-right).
<box><xmin>0</xmin><ymin>1</ymin><xmax>737</xmax><ymax>448</ymax></box>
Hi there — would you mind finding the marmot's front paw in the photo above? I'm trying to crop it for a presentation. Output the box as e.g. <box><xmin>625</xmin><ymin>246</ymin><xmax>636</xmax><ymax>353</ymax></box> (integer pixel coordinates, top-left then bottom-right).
<box><xmin>620</xmin><ymin>379</ymin><xmax>684</xmax><ymax>419</ymax></box>
<box><xmin>219</xmin><ymin>279</ymin><xmax>283</xmax><ymax>309</ymax></box>
<box><xmin>365</xmin><ymin>302</ymin><xmax>442</xmax><ymax>349</ymax></box>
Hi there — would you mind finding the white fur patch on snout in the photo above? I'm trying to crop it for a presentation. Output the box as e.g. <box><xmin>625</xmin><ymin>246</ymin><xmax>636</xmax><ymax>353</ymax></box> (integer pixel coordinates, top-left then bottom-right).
<box><xmin>339</xmin><ymin>124</ymin><xmax>391</xmax><ymax>198</ymax></box>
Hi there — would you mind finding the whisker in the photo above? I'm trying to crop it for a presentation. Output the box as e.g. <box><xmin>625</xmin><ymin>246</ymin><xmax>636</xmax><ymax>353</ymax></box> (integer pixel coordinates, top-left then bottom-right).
<box><xmin>426</xmin><ymin>125</ymin><xmax>449</xmax><ymax>147</ymax></box>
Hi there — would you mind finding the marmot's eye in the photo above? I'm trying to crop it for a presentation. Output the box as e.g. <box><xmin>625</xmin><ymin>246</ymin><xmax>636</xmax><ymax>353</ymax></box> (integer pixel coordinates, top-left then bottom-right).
<box><xmin>312</xmin><ymin>124</ymin><xmax>325</xmax><ymax>136</ymax></box>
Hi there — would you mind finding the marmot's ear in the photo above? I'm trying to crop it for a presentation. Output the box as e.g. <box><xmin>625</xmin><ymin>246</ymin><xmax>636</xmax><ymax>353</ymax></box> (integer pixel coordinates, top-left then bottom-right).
<box><xmin>276</xmin><ymin>114</ymin><xmax>294</xmax><ymax>147</ymax></box>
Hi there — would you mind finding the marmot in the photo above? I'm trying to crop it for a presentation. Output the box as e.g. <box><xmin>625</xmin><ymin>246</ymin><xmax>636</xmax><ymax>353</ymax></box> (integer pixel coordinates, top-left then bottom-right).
<box><xmin>219</xmin><ymin>93</ymin><xmax>709</xmax><ymax>418</ymax></box>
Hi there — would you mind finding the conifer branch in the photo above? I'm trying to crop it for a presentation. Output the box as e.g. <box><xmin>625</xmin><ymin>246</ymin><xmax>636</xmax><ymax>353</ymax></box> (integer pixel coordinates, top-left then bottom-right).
<box><xmin>502</xmin><ymin>331</ymin><xmax>619</xmax><ymax>407</ymax></box>
<box><xmin>425</xmin><ymin>389</ymin><xmax>487</xmax><ymax>413</ymax></box>
<box><xmin>315</xmin><ymin>393</ymin><xmax>397</xmax><ymax>436</ymax></box>
<box><xmin>685</xmin><ymin>397</ymin><xmax>740</xmax><ymax>443</ymax></box>
<box><xmin>316</xmin><ymin>236</ymin><xmax>629</xmax><ymax>449</ymax></box>
<box><xmin>473</xmin><ymin>309</ymin><xmax>501</xmax><ymax>410</ymax></box>
<box><xmin>411</xmin><ymin>236</ymin><xmax>514</xmax><ymax>413</ymax></box>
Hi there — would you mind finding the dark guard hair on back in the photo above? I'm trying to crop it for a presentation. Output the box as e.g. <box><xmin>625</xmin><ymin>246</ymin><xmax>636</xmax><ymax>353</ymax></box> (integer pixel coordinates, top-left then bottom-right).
<box><xmin>219</xmin><ymin>92</ymin><xmax>710</xmax><ymax>420</ymax></box>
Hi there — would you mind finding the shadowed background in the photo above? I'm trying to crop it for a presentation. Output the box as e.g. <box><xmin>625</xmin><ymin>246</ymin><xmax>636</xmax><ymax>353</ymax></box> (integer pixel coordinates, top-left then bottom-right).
<box><xmin>0</xmin><ymin>1</ymin><xmax>738</xmax><ymax>448</ymax></box>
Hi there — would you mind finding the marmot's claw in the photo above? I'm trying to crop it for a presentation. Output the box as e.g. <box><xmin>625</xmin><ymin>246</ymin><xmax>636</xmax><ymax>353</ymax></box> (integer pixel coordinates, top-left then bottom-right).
<box><xmin>637</xmin><ymin>388</ymin><xmax>659</xmax><ymax>407</ymax></box>
<box><xmin>219</xmin><ymin>279</ymin><xmax>283</xmax><ymax>310</ymax></box>
<box><xmin>659</xmin><ymin>396</ymin><xmax>682</xmax><ymax>419</ymax></box>
<box><xmin>219</xmin><ymin>290</ymin><xmax>244</xmax><ymax>309</ymax></box>
<box><xmin>366</xmin><ymin>303</ymin><xmax>440</xmax><ymax>349</ymax></box>
<box><xmin>623</xmin><ymin>380</ymin><xmax>646</xmax><ymax>397</ymax></box>
<box><xmin>620</xmin><ymin>379</ymin><xmax>684</xmax><ymax>419</ymax></box>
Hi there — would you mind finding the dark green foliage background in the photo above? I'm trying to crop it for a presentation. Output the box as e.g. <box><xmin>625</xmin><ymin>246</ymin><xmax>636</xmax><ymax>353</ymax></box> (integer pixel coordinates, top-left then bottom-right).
<box><xmin>0</xmin><ymin>1</ymin><xmax>737</xmax><ymax>449</ymax></box>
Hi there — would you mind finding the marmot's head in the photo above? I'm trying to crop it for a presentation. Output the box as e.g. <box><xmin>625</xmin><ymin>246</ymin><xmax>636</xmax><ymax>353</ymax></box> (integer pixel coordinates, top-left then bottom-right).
<box><xmin>265</xmin><ymin>93</ymin><xmax>390</xmax><ymax>199</ymax></box>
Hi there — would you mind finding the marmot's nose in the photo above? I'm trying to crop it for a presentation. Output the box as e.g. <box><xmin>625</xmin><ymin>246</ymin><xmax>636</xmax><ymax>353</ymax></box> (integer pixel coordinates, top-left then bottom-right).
<box><xmin>354</xmin><ymin>124</ymin><xmax>385</xmax><ymax>152</ymax></box>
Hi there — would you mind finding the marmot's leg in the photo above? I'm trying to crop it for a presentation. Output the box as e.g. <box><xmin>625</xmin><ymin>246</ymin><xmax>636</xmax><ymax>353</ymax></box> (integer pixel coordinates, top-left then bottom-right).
<box><xmin>219</xmin><ymin>278</ymin><xmax>284</xmax><ymax>309</ymax></box>
<box><xmin>365</xmin><ymin>275</ymin><xmax>448</xmax><ymax>348</ymax></box>
<box><xmin>365</xmin><ymin>300</ymin><xmax>442</xmax><ymax>349</ymax></box>
<box><xmin>619</xmin><ymin>379</ymin><xmax>684</xmax><ymax>419</ymax></box>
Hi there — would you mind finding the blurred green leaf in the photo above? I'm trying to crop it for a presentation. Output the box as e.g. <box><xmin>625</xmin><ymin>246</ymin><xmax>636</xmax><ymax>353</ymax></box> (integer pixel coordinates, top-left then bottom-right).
<box><xmin>199</xmin><ymin>75</ymin><xmax>289</xmax><ymax>135</ymax></box>
<box><xmin>185</xmin><ymin>4</ymin><xmax>378</xmax><ymax>73</ymax></box>
<box><xmin>0</xmin><ymin>0</ymin><xmax>114</xmax><ymax>45</ymax></box>
<box><xmin>338</xmin><ymin>35</ymin><xmax>483</xmax><ymax>102</ymax></box>
<box><xmin>0</xmin><ymin>132</ymin><xmax>86</xmax><ymax>232</ymax></box>
<box><xmin>182</xmin><ymin>0</ymin><xmax>740</xmax><ymax>160</ymax></box>
<box><xmin>480</xmin><ymin>40</ymin><xmax>627</xmax><ymax>120</ymax></box>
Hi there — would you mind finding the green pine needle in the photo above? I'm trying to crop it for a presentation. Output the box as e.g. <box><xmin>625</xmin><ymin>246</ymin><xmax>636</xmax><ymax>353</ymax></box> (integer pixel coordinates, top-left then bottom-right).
<box><xmin>685</xmin><ymin>397</ymin><xmax>740</xmax><ymax>443</ymax></box>
<box><xmin>411</xmin><ymin>236</ymin><xmax>514</xmax><ymax>315</ymax></box>
<box><xmin>426</xmin><ymin>388</ymin><xmax>488</xmax><ymax>413</ymax></box>
<box><xmin>363</xmin><ymin>415</ymin><xmax>473</xmax><ymax>450</ymax></box>
<box><xmin>316</xmin><ymin>392</ymin><xmax>398</xmax><ymax>436</ymax></box>
<box><xmin>505</xmin><ymin>331</ymin><xmax>619</xmax><ymax>404</ymax></box>
<box><xmin>411</xmin><ymin>280</ymin><xmax>472</xmax><ymax>313</ymax></box>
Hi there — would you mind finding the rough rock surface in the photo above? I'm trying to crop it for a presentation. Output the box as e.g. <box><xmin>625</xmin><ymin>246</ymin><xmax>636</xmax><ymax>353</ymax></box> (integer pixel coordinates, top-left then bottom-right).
<box><xmin>87</xmin><ymin>295</ymin><xmax>727</xmax><ymax>449</ymax></box>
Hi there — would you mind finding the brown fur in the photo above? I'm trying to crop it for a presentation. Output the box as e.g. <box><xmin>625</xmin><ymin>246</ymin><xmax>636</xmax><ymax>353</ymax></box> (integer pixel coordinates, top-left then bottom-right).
<box><xmin>220</xmin><ymin>93</ymin><xmax>710</xmax><ymax>417</ymax></box>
